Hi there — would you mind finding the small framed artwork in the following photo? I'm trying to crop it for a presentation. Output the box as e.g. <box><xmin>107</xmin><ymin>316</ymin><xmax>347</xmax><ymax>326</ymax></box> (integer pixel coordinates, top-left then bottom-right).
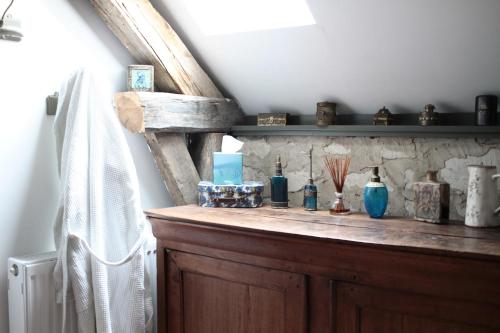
<box><xmin>128</xmin><ymin>65</ymin><xmax>154</xmax><ymax>92</ymax></box>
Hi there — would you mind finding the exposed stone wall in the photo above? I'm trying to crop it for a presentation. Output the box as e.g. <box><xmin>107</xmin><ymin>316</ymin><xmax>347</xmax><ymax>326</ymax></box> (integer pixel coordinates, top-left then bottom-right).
<box><xmin>239</xmin><ymin>136</ymin><xmax>500</xmax><ymax>220</ymax></box>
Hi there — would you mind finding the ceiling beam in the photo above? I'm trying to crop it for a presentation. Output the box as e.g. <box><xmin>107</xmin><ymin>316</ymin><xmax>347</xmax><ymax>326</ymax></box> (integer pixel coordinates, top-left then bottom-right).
<box><xmin>114</xmin><ymin>91</ymin><xmax>243</xmax><ymax>133</ymax></box>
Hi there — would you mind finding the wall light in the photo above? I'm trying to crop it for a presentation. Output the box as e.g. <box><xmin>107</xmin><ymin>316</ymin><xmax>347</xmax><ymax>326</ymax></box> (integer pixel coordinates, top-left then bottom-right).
<box><xmin>0</xmin><ymin>0</ymin><xmax>22</xmax><ymax>42</ymax></box>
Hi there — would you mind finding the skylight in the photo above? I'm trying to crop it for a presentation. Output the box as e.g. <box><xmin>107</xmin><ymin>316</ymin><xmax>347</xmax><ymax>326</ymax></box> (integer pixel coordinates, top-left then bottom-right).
<box><xmin>183</xmin><ymin>0</ymin><xmax>316</xmax><ymax>35</ymax></box>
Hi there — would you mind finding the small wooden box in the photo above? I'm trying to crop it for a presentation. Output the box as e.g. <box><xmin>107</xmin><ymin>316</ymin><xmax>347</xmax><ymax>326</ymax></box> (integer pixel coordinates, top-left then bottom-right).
<box><xmin>257</xmin><ymin>113</ymin><xmax>289</xmax><ymax>126</ymax></box>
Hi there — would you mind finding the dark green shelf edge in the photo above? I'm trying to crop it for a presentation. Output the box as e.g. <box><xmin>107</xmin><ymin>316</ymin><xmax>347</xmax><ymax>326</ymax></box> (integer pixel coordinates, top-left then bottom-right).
<box><xmin>230</xmin><ymin>125</ymin><xmax>500</xmax><ymax>138</ymax></box>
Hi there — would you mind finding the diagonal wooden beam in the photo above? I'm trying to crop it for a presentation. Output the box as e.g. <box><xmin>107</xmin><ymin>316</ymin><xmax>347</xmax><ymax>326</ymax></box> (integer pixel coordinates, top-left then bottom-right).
<box><xmin>91</xmin><ymin>0</ymin><xmax>222</xmax><ymax>97</ymax></box>
<box><xmin>91</xmin><ymin>0</ymin><xmax>235</xmax><ymax>205</ymax></box>
<box><xmin>144</xmin><ymin>132</ymin><xmax>200</xmax><ymax>205</ymax></box>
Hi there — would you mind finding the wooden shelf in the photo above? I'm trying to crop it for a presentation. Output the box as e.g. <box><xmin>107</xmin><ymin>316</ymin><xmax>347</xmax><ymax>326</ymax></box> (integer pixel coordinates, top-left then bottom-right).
<box><xmin>230</xmin><ymin>125</ymin><xmax>500</xmax><ymax>138</ymax></box>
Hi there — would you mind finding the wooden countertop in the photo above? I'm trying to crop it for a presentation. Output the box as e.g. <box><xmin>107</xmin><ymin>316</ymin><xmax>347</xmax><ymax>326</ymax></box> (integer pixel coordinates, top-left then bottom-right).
<box><xmin>146</xmin><ymin>205</ymin><xmax>500</xmax><ymax>260</ymax></box>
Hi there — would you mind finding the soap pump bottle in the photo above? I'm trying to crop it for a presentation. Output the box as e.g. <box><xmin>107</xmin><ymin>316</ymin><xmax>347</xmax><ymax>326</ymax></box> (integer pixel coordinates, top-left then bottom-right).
<box><xmin>303</xmin><ymin>149</ymin><xmax>318</xmax><ymax>211</ymax></box>
<box><xmin>363</xmin><ymin>166</ymin><xmax>388</xmax><ymax>218</ymax></box>
<box><xmin>270</xmin><ymin>155</ymin><xmax>288</xmax><ymax>209</ymax></box>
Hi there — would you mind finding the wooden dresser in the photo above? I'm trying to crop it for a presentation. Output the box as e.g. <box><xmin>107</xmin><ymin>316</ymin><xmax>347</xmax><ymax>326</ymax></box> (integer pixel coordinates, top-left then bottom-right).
<box><xmin>147</xmin><ymin>205</ymin><xmax>500</xmax><ymax>333</ymax></box>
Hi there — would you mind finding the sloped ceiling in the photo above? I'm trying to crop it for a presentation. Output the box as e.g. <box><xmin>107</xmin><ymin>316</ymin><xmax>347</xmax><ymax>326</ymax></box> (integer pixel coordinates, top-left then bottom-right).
<box><xmin>152</xmin><ymin>0</ymin><xmax>500</xmax><ymax>115</ymax></box>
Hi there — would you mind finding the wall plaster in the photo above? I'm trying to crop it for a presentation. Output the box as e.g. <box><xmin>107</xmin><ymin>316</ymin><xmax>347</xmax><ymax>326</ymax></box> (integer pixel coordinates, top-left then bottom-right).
<box><xmin>239</xmin><ymin>136</ymin><xmax>500</xmax><ymax>220</ymax></box>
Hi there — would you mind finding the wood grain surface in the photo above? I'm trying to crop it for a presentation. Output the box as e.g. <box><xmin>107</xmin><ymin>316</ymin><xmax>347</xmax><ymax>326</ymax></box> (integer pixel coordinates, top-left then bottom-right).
<box><xmin>114</xmin><ymin>91</ymin><xmax>242</xmax><ymax>133</ymax></box>
<box><xmin>147</xmin><ymin>205</ymin><xmax>500</xmax><ymax>259</ymax></box>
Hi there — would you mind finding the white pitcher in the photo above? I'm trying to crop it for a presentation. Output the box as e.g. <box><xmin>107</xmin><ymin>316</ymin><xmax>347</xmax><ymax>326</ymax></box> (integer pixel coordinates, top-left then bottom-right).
<box><xmin>465</xmin><ymin>165</ymin><xmax>500</xmax><ymax>227</ymax></box>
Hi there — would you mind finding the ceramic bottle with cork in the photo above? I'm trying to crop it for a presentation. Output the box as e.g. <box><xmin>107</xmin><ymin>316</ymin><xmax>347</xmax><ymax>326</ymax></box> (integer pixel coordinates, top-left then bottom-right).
<box><xmin>363</xmin><ymin>166</ymin><xmax>389</xmax><ymax>218</ymax></box>
<box><xmin>414</xmin><ymin>170</ymin><xmax>450</xmax><ymax>224</ymax></box>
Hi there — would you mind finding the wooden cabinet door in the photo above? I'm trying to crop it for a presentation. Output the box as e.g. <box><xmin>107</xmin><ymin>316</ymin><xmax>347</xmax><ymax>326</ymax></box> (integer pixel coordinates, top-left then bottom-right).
<box><xmin>335</xmin><ymin>282</ymin><xmax>500</xmax><ymax>333</ymax></box>
<box><xmin>164</xmin><ymin>251</ymin><xmax>307</xmax><ymax>333</ymax></box>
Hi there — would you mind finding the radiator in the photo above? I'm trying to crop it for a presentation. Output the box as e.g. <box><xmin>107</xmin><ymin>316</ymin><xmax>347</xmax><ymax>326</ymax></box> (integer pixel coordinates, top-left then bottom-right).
<box><xmin>8</xmin><ymin>239</ymin><xmax>157</xmax><ymax>333</ymax></box>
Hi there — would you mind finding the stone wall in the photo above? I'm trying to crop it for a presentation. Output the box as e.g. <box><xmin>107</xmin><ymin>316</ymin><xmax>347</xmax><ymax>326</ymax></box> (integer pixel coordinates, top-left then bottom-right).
<box><xmin>239</xmin><ymin>136</ymin><xmax>500</xmax><ymax>220</ymax></box>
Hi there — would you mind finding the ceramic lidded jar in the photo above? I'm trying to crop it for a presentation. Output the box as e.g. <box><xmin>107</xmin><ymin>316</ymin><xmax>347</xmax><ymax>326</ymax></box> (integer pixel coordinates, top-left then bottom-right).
<box><xmin>413</xmin><ymin>171</ymin><xmax>450</xmax><ymax>224</ymax></box>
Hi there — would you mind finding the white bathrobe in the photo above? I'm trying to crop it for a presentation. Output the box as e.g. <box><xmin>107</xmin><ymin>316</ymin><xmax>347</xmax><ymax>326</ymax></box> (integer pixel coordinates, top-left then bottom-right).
<box><xmin>53</xmin><ymin>69</ymin><xmax>153</xmax><ymax>333</ymax></box>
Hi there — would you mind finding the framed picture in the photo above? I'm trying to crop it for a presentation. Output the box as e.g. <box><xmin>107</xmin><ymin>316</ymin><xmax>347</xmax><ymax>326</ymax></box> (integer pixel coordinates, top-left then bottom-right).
<box><xmin>128</xmin><ymin>65</ymin><xmax>154</xmax><ymax>92</ymax></box>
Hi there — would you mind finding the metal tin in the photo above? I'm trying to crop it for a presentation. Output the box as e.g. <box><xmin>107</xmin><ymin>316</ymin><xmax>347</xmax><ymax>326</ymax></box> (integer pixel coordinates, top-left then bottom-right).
<box><xmin>373</xmin><ymin>106</ymin><xmax>394</xmax><ymax>125</ymax></box>
<box><xmin>198</xmin><ymin>181</ymin><xmax>264</xmax><ymax>208</ymax></box>
<box><xmin>316</xmin><ymin>102</ymin><xmax>336</xmax><ymax>126</ymax></box>
<box><xmin>257</xmin><ymin>113</ymin><xmax>289</xmax><ymax>126</ymax></box>
<box><xmin>419</xmin><ymin>104</ymin><xmax>439</xmax><ymax>126</ymax></box>
<box><xmin>475</xmin><ymin>95</ymin><xmax>498</xmax><ymax>126</ymax></box>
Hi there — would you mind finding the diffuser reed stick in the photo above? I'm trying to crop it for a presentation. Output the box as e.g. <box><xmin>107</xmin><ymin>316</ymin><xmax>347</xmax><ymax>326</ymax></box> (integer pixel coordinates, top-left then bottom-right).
<box><xmin>324</xmin><ymin>154</ymin><xmax>351</xmax><ymax>214</ymax></box>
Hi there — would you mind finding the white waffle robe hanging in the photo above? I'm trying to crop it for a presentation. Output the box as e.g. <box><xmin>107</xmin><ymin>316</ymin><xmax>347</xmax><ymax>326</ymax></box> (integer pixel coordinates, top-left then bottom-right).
<box><xmin>53</xmin><ymin>69</ymin><xmax>153</xmax><ymax>333</ymax></box>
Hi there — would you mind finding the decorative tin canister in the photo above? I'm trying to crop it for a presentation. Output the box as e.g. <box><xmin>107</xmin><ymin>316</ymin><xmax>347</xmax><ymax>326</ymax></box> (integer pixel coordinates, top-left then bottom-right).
<box><xmin>316</xmin><ymin>102</ymin><xmax>336</xmax><ymax>126</ymax></box>
<box><xmin>257</xmin><ymin>113</ymin><xmax>289</xmax><ymax>126</ymax></box>
<box><xmin>475</xmin><ymin>95</ymin><xmax>498</xmax><ymax>126</ymax></box>
<box><xmin>198</xmin><ymin>181</ymin><xmax>264</xmax><ymax>208</ymax></box>
<box><xmin>373</xmin><ymin>106</ymin><xmax>394</xmax><ymax>125</ymax></box>
<box><xmin>419</xmin><ymin>104</ymin><xmax>439</xmax><ymax>126</ymax></box>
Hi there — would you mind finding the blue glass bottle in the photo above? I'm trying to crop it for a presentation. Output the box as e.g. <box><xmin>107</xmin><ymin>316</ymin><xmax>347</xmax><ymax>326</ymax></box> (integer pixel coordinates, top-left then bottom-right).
<box><xmin>303</xmin><ymin>149</ymin><xmax>317</xmax><ymax>211</ymax></box>
<box><xmin>364</xmin><ymin>166</ymin><xmax>388</xmax><ymax>218</ymax></box>
<box><xmin>304</xmin><ymin>180</ymin><xmax>317</xmax><ymax>211</ymax></box>
<box><xmin>271</xmin><ymin>155</ymin><xmax>288</xmax><ymax>208</ymax></box>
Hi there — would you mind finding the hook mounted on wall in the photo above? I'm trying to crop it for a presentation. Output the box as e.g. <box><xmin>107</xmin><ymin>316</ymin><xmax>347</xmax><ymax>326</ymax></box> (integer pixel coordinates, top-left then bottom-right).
<box><xmin>46</xmin><ymin>92</ymin><xmax>58</xmax><ymax>115</ymax></box>
<box><xmin>0</xmin><ymin>0</ymin><xmax>22</xmax><ymax>42</ymax></box>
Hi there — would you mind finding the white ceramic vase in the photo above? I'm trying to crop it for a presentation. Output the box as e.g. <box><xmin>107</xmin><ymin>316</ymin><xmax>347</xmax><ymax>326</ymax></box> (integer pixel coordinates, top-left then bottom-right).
<box><xmin>465</xmin><ymin>165</ymin><xmax>500</xmax><ymax>227</ymax></box>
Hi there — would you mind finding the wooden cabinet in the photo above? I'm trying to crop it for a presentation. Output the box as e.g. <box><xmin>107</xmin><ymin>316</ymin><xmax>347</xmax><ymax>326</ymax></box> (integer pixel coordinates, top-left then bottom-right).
<box><xmin>148</xmin><ymin>206</ymin><xmax>500</xmax><ymax>333</ymax></box>
<box><xmin>165</xmin><ymin>251</ymin><xmax>306</xmax><ymax>333</ymax></box>
<box><xmin>336</xmin><ymin>283</ymin><xmax>499</xmax><ymax>333</ymax></box>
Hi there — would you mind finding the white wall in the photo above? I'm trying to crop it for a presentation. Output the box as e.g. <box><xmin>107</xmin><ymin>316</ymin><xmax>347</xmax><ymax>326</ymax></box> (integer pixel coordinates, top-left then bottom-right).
<box><xmin>0</xmin><ymin>0</ymin><xmax>170</xmax><ymax>330</ymax></box>
<box><xmin>154</xmin><ymin>0</ymin><xmax>500</xmax><ymax>115</ymax></box>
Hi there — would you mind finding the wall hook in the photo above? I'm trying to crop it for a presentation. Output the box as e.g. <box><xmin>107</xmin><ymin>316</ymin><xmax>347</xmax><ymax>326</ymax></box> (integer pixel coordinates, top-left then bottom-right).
<box><xmin>46</xmin><ymin>92</ymin><xmax>58</xmax><ymax>115</ymax></box>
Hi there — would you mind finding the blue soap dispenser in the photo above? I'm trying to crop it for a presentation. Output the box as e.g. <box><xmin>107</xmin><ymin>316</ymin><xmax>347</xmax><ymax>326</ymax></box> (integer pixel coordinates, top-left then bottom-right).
<box><xmin>364</xmin><ymin>166</ymin><xmax>388</xmax><ymax>218</ymax></box>
<box><xmin>303</xmin><ymin>149</ymin><xmax>317</xmax><ymax>211</ymax></box>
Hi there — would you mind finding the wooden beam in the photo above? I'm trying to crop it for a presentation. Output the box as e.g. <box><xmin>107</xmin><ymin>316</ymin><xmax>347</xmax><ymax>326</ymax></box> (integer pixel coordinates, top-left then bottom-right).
<box><xmin>114</xmin><ymin>92</ymin><xmax>243</xmax><ymax>133</ymax></box>
<box><xmin>92</xmin><ymin>0</ymin><xmax>232</xmax><ymax>205</ymax></box>
<box><xmin>144</xmin><ymin>132</ymin><xmax>200</xmax><ymax>205</ymax></box>
<box><xmin>91</xmin><ymin>0</ymin><xmax>223</xmax><ymax>97</ymax></box>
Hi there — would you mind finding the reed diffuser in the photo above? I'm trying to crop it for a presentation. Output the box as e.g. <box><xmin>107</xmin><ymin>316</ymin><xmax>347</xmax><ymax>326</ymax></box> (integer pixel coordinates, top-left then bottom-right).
<box><xmin>324</xmin><ymin>154</ymin><xmax>352</xmax><ymax>215</ymax></box>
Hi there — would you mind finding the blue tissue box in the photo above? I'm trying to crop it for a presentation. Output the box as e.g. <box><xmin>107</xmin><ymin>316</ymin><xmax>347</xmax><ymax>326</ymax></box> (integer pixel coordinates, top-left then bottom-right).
<box><xmin>213</xmin><ymin>152</ymin><xmax>243</xmax><ymax>185</ymax></box>
<box><xmin>198</xmin><ymin>181</ymin><xmax>264</xmax><ymax>208</ymax></box>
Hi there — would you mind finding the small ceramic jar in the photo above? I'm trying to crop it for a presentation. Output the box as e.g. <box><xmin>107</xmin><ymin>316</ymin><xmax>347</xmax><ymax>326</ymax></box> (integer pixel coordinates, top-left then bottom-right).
<box><xmin>419</xmin><ymin>104</ymin><xmax>439</xmax><ymax>126</ymax></box>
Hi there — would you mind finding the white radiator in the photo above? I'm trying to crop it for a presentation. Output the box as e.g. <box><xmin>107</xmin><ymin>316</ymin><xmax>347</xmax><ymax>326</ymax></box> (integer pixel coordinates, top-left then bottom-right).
<box><xmin>8</xmin><ymin>239</ymin><xmax>157</xmax><ymax>333</ymax></box>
